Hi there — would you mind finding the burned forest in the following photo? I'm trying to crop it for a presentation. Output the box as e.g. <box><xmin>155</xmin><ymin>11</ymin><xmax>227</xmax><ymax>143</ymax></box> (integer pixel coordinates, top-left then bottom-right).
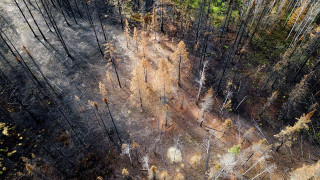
<box><xmin>1</xmin><ymin>0</ymin><xmax>320</xmax><ymax>179</ymax></box>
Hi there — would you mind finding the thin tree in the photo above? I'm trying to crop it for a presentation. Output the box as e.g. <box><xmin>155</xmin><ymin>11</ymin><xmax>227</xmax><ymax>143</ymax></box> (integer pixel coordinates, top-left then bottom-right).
<box><xmin>159</xmin><ymin>0</ymin><xmax>165</xmax><ymax>33</ymax></box>
<box><xmin>149</xmin><ymin>166</ymin><xmax>158</xmax><ymax>180</ymax></box>
<box><xmin>282</xmin><ymin>71</ymin><xmax>313</xmax><ymax>120</ymax></box>
<box><xmin>133</xmin><ymin>27</ymin><xmax>139</xmax><ymax>51</ymax></box>
<box><xmin>86</xmin><ymin>1</ymin><xmax>103</xmax><ymax>55</ymax></box>
<box><xmin>122</xmin><ymin>143</ymin><xmax>133</xmax><ymax>165</ymax></box>
<box><xmin>130</xmin><ymin>64</ymin><xmax>148</xmax><ymax>108</ymax></box>
<box><xmin>156</xmin><ymin>58</ymin><xmax>171</xmax><ymax>105</ymax></box>
<box><xmin>88</xmin><ymin>100</ymin><xmax>112</xmax><ymax>141</ymax></box>
<box><xmin>104</xmin><ymin>41</ymin><xmax>122</xmax><ymax>88</ymax></box>
<box><xmin>23</xmin><ymin>46</ymin><xmax>58</xmax><ymax>96</ymax></box>
<box><xmin>196</xmin><ymin>61</ymin><xmax>208</xmax><ymax>104</ymax></box>
<box><xmin>259</xmin><ymin>91</ymin><xmax>278</xmax><ymax>117</ymax></box>
<box><xmin>103</xmin><ymin>97</ymin><xmax>122</xmax><ymax>144</ymax></box>
<box><xmin>152</xmin><ymin>6</ymin><xmax>158</xmax><ymax>40</ymax></box>
<box><xmin>170</xmin><ymin>40</ymin><xmax>189</xmax><ymax>87</ymax></box>
<box><xmin>33</xmin><ymin>0</ymin><xmax>54</xmax><ymax>34</ymax></box>
<box><xmin>40</xmin><ymin>0</ymin><xmax>72</xmax><ymax>57</ymax></box>
<box><xmin>199</xmin><ymin>87</ymin><xmax>213</xmax><ymax>127</ymax></box>
<box><xmin>94</xmin><ymin>0</ymin><xmax>107</xmax><ymax>42</ymax></box>
<box><xmin>141</xmin><ymin>57</ymin><xmax>151</xmax><ymax>83</ymax></box>
<box><xmin>116</xmin><ymin>0</ymin><xmax>124</xmax><ymax>30</ymax></box>
<box><xmin>139</xmin><ymin>32</ymin><xmax>149</xmax><ymax>58</ymax></box>
<box><xmin>74</xmin><ymin>0</ymin><xmax>83</xmax><ymax>19</ymax></box>
<box><xmin>0</xmin><ymin>31</ymin><xmax>41</xmax><ymax>88</ymax></box>
<box><xmin>203</xmin><ymin>132</ymin><xmax>213</xmax><ymax>171</ymax></box>
<box><xmin>220</xmin><ymin>0</ymin><xmax>234</xmax><ymax>41</ymax></box>
<box><xmin>64</xmin><ymin>0</ymin><xmax>78</xmax><ymax>24</ymax></box>
<box><xmin>56</xmin><ymin>0</ymin><xmax>71</xmax><ymax>27</ymax></box>
<box><xmin>124</xmin><ymin>19</ymin><xmax>130</xmax><ymax>48</ymax></box>
<box><xmin>13</xmin><ymin>0</ymin><xmax>38</xmax><ymax>38</ymax></box>
<box><xmin>275</xmin><ymin>109</ymin><xmax>316</xmax><ymax>152</ymax></box>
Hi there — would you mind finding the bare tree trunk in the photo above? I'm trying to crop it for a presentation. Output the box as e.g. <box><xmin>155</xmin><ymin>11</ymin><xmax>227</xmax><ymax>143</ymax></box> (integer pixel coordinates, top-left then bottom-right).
<box><xmin>85</xmin><ymin>2</ymin><xmax>103</xmax><ymax>56</ymax></box>
<box><xmin>56</xmin><ymin>0</ymin><xmax>71</xmax><ymax>27</ymax></box>
<box><xmin>220</xmin><ymin>0</ymin><xmax>234</xmax><ymax>41</ymax></box>
<box><xmin>40</xmin><ymin>0</ymin><xmax>72</xmax><ymax>57</ymax></box>
<box><xmin>104</xmin><ymin>98</ymin><xmax>122</xmax><ymax>145</ymax></box>
<box><xmin>74</xmin><ymin>0</ymin><xmax>83</xmax><ymax>19</ymax></box>
<box><xmin>34</xmin><ymin>0</ymin><xmax>54</xmax><ymax>34</ymax></box>
<box><xmin>13</xmin><ymin>0</ymin><xmax>38</xmax><ymax>38</ymax></box>
<box><xmin>111</xmin><ymin>58</ymin><xmax>122</xmax><ymax>88</ymax></box>
<box><xmin>117</xmin><ymin>0</ymin><xmax>124</xmax><ymax>30</ymax></box>
<box><xmin>160</xmin><ymin>0</ymin><xmax>164</xmax><ymax>33</ymax></box>
<box><xmin>23</xmin><ymin>46</ymin><xmax>58</xmax><ymax>96</ymax></box>
<box><xmin>205</xmin><ymin>134</ymin><xmax>211</xmax><ymax>171</ymax></box>
<box><xmin>178</xmin><ymin>55</ymin><xmax>182</xmax><ymax>87</ymax></box>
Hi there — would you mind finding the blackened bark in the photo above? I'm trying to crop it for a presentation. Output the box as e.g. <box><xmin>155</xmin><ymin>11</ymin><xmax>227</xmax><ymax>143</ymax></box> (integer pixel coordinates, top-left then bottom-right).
<box><xmin>104</xmin><ymin>98</ymin><xmax>122</xmax><ymax>145</ymax></box>
<box><xmin>13</xmin><ymin>0</ymin><xmax>38</xmax><ymax>38</ymax></box>
<box><xmin>22</xmin><ymin>0</ymin><xmax>47</xmax><ymax>41</ymax></box>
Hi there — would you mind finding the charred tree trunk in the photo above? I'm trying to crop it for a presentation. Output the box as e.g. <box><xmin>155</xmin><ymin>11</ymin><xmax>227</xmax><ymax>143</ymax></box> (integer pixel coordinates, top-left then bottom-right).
<box><xmin>293</xmin><ymin>38</ymin><xmax>320</xmax><ymax>81</ymax></box>
<box><xmin>104</xmin><ymin>98</ymin><xmax>122</xmax><ymax>145</ymax></box>
<box><xmin>13</xmin><ymin>0</ymin><xmax>38</xmax><ymax>38</ymax></box>
<box><xmin>34</xmin><ymin>0</ymin><xmax>54</xmax><ymax>34</ymax></box>
<box><xmin>23</xmin><ymin>46</ymin><xmax>58</xmax><ymax>96</ymax></box>
<box><xmin>85</xmin><ymin>2</ymin><xmax>103</xmax><ymax>56</ymax></box>
<box><xmin>74</xmin><ymin>0</ymin><xmax>83</xmax><ymax>19</ymax></box>
<box><xmin>178</xmin><ymin>55</ymin><xmax>182</xmax><ymax>87</ymax></box>
<box><xmin>40</xmin><ymin>0</ymin><xmax>72</xmax><ymax>57</ymax></box>
<box><xmin>117</xmin><ymin>0</ymin><xmax>124</xmax><ymax>30</ymax></box>
<box><xmin>220</xmin><ymin>0</ymin><xmax>234</xmax><ymax>41</ymax></box>
<box><xmin>56</xmin><ymin>0</ymin><xmax>71</xmax><ymax>27</ymax></box>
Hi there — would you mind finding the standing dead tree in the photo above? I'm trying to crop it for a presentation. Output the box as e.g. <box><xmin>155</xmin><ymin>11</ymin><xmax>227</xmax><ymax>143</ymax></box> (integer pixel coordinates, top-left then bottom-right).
<box><xmin>98</xmin><ymin>81</ymin><xmax>122</xmax><ymax>145</ymax></box>
<box><xmin>275</xmin><ymin>109</ymin><xmax>316</xmax><ymax>153</ymax></box>
<box><xmin>139</xmin><ymin>33</ymin><xmax>148</xmax><ymax>59</ymax></box>
<box><xmin>133</xmin><ymin>27</ymin><xmax>139</xmax><ymax>51</ymax></box>
<box><xmin>282</xmin><ymin>71</ymin><xmax>313</xmax><ymax>120</ymax></box>
<box><xmin>103</xmin><ymin>97</ymin><xmax>122</xmax><ymax>145</ymax></box>
<box><xmin>155</xmin><ymin>58</ymin><xmax>171</xmax><ymax>105</ymax></box>
<box><xmin>115</xmin><ymin>0</ymin><xmax>124</xmax><ymax>30</ymax></box>
<box><xmin>122</xmin><ymin>143</ymin><xmax>133</xmax><ymax>165</ymax></box>
<box><xmin>259</xmin><ymin>91</ymin><xmax>278</xmax><ymax>117</ymax></box>
<box><xmin>40</xmin><ymin>0</ymin><xmax>72</xmax><ymax>57</ymax></box>
<box><xmin>22</xmin><ymin>0</ymin><xmax>47</xmax><ymax>41</ymax></box>
<box><xmin>130</xmin><ymin>63</ymin><xmax>149</xmax><ymax>109</ymax></box>
<box><xmin>33</xmin><ymin>0</ymin><xmax>54</xmax><ymax>34</ymax></box>
<box><xmin>88</xmin><ymin>100</ymin><xmax>112</xmax><ymax>141</ymax></box>
<box><xmin>220</xmin><ymin>91</ymin><xmax>232</xmax><ymax>114</ymax></box>
<box><xmin>23</xmin><ymin>46</ymin><xmax>58</xmax><ymax>96</ymax></box>
<box><xmin>141</xmin><ymin>57</ymin><xmax>151</xmax><ymax>83</ymax></box>
<box><xmin>196</xmin><ymin>61</ymin><xmax>208</xmax><ymax>104</ymax></box>
<box><xmin>85</xmin><ymin>1</ymin><xmax>103</xmax><ymax>55</ymax></box>
<box><xmin>170</xmin><ymin>40</ymin><xmax>189</xmax><ymax>87</ymax></box>
<box><xmin>203</xmin><ymin>132</ymin><xmax>213</xmax><ymax>172</ymax></box>
<box><xmin>199</xmin><ymin>87</ymin><xmax>213</xmax><ymax>127</ymax></box>
<box><xmin>152</xmin><ymin>6</ymin><xmax>158</xmax><ymax>40</ymax></box>
<box><xmin>13</xmin><ymin>0</ymin><xmax>38</xmax><ymax>38</ymax></box>
<box><xmin>104</xmin><ymin>41</ymin><xmax>122</xmax><ymax>88</ymax></box>
<box><xmin>124</xmin><ymin>19</ymin><xmax>130</xmax><ymax>48</ymax></box>
<box><xmin>290</xmin><ymin>160</ymin><xmax>320</xmax><ymax>180</ymax></box>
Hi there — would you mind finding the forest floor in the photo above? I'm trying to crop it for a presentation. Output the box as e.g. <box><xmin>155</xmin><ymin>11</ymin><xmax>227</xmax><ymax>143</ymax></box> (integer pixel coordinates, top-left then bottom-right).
<box><xmin>1</xmin><ymin>0</ymin><xmax>320</xmax><ymax>179</ymax></box>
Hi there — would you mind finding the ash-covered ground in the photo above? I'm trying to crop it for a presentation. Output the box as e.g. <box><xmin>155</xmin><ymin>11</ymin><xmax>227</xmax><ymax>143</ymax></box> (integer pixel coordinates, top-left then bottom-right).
<box><xmin>1</xmin><ymin>0</ymin><xmax>319</xmax><ymax>179</ymax></box>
